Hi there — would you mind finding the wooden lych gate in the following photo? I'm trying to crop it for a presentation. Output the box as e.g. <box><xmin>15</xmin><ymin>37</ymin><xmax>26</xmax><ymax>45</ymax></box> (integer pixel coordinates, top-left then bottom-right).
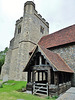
<box><xmin>24</xmin><ymin>47</ymin><xmax>73</xmax><ymax>96</ymax></box>
<box><xmin>33</xmin><ymin>82</ymin><xmax>49</xmax><ymax>96</ymax></box>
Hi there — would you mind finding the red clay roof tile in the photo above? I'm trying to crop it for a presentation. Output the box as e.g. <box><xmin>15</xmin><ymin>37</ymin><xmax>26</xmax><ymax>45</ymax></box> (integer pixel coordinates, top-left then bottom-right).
<box><xmin>39</xmin><ymin>45</ymin><xmax>74</xmax><ymax>73</ymax></box>
<box><xmin>38</xmin><ymin>24</ymin><xmax>75</xmax><ymax>48</ymax></box>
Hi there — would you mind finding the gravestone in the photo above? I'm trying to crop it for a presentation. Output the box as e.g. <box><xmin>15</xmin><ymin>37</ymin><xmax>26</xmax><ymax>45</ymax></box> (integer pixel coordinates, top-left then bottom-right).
<box><xmin>3</xmin><ymin>74</ymin><xmax>8</xmax><ymax>82</ymax></box>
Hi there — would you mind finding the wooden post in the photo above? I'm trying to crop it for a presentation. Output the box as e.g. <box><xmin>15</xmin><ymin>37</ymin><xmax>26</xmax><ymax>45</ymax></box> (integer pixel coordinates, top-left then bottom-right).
<box><xmin>45</xmin><ymin>60</ymin><xmax>47</xmax><ymax>65</ymax></box>
<box><xmin>47</xmin><ymin>83</ymin><xmax>49</xmax><ymax>96</ymax></box>
<box><xmin>33</xmin><ymin>82</ymin><xmax>35</xmax><ymax>94</ymax></box>
<box><xmin>54</xmin><ymin>72</ymin><xmax>59</xmax><ymax>85</ymax></box>
<box><xmin>48</xmin><ymin>68</ymin><xmax>51</xmax><ymax>85</ymax></box>
<box><xmin>27</xmin><ymin>71</ymin><xmax>31</xmax><ymax>83</ymax></box>
<box><xmin>35</xmin><ymin>58</ymin><xmax>37</xmax><ymax>65</ymax></box>
<box><xmin>27</xmin><ymin>72</ymin><xmax>29</xmax><ymax>83</ymax></box>
<box><xmin>39</xmin><ymin>56</ymin><xmax>42</xmax><ymax>65</ymax></box>
<box><xmin>28</xmin><ymin>70</ymin><xmax>31</xmax><ymax>83</ymax></box>
<box><xmin>32</xmin><ymin>71</ymin><xmax>36</xmax><ymax>82</ymax></box>
<box><xmin>38</xmin><ymin>72</ymin><xmax>39</xmax><ymax>82</ymax></box>
<box><xmin>42</xmin><ymin>72</ymin><xmax>43</xmax><ymax>81</ymax></box>
<box><xmin>62</xmin><ymin>72</ymin><xmax>64</xmax><ymax>83</ymax></box>
<box><xmin>54</xmin><ymin>72</ymin><xmax>59</xmax><ymax>95</ymax></box>
<box><xmin>45</xmin><ymin>72</ymin><xmax>47</xmax><ymax>82</ymax></box>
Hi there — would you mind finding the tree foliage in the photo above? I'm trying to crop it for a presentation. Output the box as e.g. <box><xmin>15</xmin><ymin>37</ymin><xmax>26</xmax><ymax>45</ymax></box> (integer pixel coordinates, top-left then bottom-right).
<box><xmin>0</xmin><ymin>47</ymin><xmax>8</xmax><ymax>73</ymax></box>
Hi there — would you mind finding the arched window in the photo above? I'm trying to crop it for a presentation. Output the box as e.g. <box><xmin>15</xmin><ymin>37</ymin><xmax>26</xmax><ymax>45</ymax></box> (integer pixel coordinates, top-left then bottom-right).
<box><xmin>18</xmin><ymin>25</ymin><xmax>21</xmax><ymax>34</ymax></box>
<box><xmin>40</xmin><ymin>26</ymin><xmax>44</xmax><ymax>34</ymax></box>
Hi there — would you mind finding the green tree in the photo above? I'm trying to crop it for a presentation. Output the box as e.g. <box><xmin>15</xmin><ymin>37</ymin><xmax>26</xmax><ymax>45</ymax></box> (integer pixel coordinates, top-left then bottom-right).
<box><xmin>0</xmin><ymin>47</ymin><xmax>8</xmax><ymax>73</ymax></box>
<box><xmin>0</xmin><ymin>57</ymin><xmax>5</xmax><ymax>73</ymax></box>
<box><xmin>4</xmin><ymin>47</ymin><xmax>8</xmax><ymax>53</ymax></box>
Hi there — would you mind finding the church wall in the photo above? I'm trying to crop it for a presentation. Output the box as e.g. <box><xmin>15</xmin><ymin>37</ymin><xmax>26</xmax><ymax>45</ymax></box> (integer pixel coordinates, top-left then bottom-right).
<box><xmin>9</xmin><ymin>38</ymin><xmax>14</xmax><ymax>49</ymax></box>
<box><xmin>1</xmin><ymin>17</ymin><xmax>23</xmax><ymax>80</ymax></box>
<box><xmin>1</xmin><ymin>49</ymin><xmax>12</xmax><ymax>79</ymax></box>
<box><xmin>9</xmin><ymin>48</ymin><xmax>18</xmax><ymax>80</ymax></box>
<box><xmin>49</xmin><ymin>43</ymin><xmax>75</xmax><ymax>86</ymax></box>
<box><xmin>13</xmin><ymin>18</ymin><xmax>23</xmax><ymax>49</ymax></box>
<box><xmin>29</xmin><ymin>11</ymin><xmax>49</xmax><ymax>44</ymax></box>
<box><xmin>15</xmin><ymin>42</ymin><xmax>34</xmax><ymax>81</ymax></box>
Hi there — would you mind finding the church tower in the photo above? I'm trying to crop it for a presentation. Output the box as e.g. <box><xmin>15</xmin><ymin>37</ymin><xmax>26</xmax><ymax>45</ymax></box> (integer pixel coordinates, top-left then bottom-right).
<box><xmin>1</xmin><ymin>1</ymin><xmax>49</xmax><ymax>80</ymax></box>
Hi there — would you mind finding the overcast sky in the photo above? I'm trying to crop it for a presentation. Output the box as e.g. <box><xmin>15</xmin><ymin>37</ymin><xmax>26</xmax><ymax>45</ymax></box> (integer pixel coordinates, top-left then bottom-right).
<box><xmin>0</xmin><ymin>0</ymin><xmax>75</xmax><ymax>51</ymax></box>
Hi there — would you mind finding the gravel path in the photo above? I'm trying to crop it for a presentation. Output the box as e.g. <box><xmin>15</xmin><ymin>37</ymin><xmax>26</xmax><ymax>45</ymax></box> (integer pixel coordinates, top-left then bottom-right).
<box><xmin>56</xmin><ymin>87</ymin><xmax>75</xmax><ymax>100</ymax></box>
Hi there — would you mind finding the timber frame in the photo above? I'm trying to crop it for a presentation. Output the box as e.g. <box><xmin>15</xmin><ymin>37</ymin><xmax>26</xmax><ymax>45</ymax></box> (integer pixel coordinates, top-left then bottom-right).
<box><xmin>23</xmin><ymin>46</ymin><xmax>73</xmax><ymax>96</ymax></box>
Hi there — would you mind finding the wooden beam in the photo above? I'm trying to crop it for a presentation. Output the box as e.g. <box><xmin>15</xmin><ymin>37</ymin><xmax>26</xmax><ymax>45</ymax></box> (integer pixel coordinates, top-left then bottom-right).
<box><xmin>32</xmin><ymin>64</ymin><xmax>49</xmax><ymax>67</ymax></box>
<box><xmin>33</xmin><ymin>67</ymin><xmax>48</xmax><ymax>71</ymax></box>
<box><xmin>32</xmin><ymin>65</ymin><xmax>49</xmax><ymax>71</ymax></box>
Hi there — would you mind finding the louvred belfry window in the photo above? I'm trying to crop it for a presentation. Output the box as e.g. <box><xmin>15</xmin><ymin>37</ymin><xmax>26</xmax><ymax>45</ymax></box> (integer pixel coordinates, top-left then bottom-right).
<box><xmin>40</xmin><ymin>26</ymin><xmax>44</xmax><ymax>34</ymax></box>
<box><xmin>18</xmin><ymin>26</ymin><xmax>21</xmax><ymax>34</ymax></box>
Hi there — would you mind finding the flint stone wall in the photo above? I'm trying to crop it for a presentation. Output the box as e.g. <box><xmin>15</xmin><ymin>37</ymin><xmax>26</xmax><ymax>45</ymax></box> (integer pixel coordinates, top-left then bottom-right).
<box><xmin>50</xmin><ymin>43</ymin><xmax>75</xmax><ymax>86</ymax></box>
<box><xmin>49</xmin><ymin>81</ymin><xmax>71</xmax><ymax>96</ymax></box>
<box><xmin>26</xmin><ymin>81</ymin><xmax>71</xmax><ymax>96</ymax></box>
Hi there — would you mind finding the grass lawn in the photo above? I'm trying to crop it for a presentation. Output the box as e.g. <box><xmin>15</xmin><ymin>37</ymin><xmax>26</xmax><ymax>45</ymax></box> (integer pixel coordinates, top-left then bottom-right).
<box><xmin>0</xmin><ymin>80</ymin><xmax>57</xmax><ymax>100</ymax></box>
<box><xmin>0</xmin><ymin>80</ymin><xmax>27</xmax><ymax>92</ymax></box>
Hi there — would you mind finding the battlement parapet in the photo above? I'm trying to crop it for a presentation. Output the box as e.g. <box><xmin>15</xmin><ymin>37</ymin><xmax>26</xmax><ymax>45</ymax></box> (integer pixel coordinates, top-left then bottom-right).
<box><xmin>35</xmin><ymin>10</ymin><xmax>38</xmax><ymax>14</ymax></box>
<box><xmin>38</xmin><ymin>14</ymin><xmax>42</xmax><ymax>18</ymax></box>
<box><xmin>16</xmin><ymin>17</ymin><xmax>23</xmax><ymax>25</ymax></box>
<box><xmin>34</xmin><ymin>10</ymin><xmax>49</xmax><ymax>27</ymax></box>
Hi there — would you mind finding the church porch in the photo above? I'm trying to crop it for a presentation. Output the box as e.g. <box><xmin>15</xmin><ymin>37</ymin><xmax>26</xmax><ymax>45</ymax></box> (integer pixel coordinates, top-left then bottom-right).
<box><xmin>26</xmin><ymin>66</ymin><xmax>72</xmax><ymax>96</ymax></box>
<box><xmin>23</xmin><ymin>45</ymin><xmax>73</xmax><ymax>96</ymax></box>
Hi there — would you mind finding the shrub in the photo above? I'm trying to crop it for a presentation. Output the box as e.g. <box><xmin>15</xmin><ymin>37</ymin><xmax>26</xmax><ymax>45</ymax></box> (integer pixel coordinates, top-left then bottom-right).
<box><xmin>46</xmin><ymin>96</ymin><xmax>50</xmax><ymax>99</ymax></box>
<box><xmin>0</xmin><ymin>83</ymin><xmax>3</xmax><ymax>88</ymax></box>
<box><xmin>52</xmin><ymin>96</ymin><xmax>58</xmax><ymax>99</ymax></box>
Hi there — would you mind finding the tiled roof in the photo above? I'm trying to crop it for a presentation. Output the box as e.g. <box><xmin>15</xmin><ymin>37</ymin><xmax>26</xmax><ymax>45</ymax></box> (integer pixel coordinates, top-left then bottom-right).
<box><xmin>39</xmin><ymin>45</ymin><xmax>74</xmax><ymax>73</ymax></box>
<box><xmin>38</xmin><ymin>24</ymin><xmax>75</xmax><ymax>48</ymax></box>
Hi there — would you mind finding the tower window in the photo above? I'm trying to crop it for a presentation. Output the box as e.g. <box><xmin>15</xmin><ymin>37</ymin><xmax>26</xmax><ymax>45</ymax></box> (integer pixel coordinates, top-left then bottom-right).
<box><xmin>18</xmin><ymin>26</ymin><xmax>21</xmax><ymax>34</ymax></box>
<box><xmin>40</xmin><ymin>26</ymin><xmax>44</xmax><ymax>34</ymax></box>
